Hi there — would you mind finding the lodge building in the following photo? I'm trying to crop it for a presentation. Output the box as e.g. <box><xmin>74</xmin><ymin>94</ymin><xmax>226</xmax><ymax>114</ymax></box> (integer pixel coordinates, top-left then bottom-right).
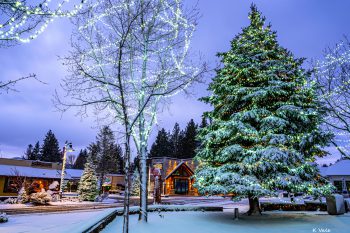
<box><xmin>0</xmin><ymin>156</ymin><xmax>199</xmax><ymax>198</ymax></box>
<box><xmin>0</xmin><ymin>158</ymin><xmax>124</xmax><ymax>199</ymax></box>
<box><xmin>148</xmin><ymin>157</ymin><xmax>198</xmax><ymax>196</ymax></box>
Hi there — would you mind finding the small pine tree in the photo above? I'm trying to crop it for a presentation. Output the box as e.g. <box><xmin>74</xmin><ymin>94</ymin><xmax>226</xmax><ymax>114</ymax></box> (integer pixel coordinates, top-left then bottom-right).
<box><xmin>78</xmin><ymin>157</ymin><xmax>99</xmax><ymax>201</ymax></box>
<box><xmin>131</xmin><ymin>169</ymin><xmax>141</xmax><ymax>196</ymax></box>
<box><xmin>17</xmin><ymin>186</ymin><xmax>28</xmax><ymax>204</ymax></box>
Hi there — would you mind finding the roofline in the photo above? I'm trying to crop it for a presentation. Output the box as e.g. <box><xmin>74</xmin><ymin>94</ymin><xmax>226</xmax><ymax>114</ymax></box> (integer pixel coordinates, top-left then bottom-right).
<box><xmin>165</xmin><ymin>161</ymin><xmax>194</xmax><ymax>180</ymax></box>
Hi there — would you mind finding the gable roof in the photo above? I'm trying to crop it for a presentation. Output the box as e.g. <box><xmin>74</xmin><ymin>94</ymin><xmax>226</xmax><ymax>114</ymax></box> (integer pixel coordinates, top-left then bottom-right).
<box><xmin>165</xmin><ymin>161</ymin><xmax>194</xmax><ymax>180</ymax></box>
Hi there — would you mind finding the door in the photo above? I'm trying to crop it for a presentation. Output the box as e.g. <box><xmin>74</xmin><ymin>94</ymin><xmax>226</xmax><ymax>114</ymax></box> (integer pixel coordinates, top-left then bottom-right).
<box><xmin>174</xmin><ymin>179</ymin><xmax>188</xmax><ymax>194</ymax></box>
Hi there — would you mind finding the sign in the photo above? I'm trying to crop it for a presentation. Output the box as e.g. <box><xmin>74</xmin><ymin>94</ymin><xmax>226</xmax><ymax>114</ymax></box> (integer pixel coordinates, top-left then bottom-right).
<box><xmin>102</xmin><ymin>177</ymin><xmax>112</xmax><ymax>186</ymax></box>
<box><xmin>153</xmin><ymin>163</ymin><xmax>163</xmax><ymax>170</ymax></box>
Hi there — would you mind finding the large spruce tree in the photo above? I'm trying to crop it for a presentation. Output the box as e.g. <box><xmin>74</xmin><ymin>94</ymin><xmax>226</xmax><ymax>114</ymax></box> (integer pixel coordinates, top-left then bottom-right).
<box><xmin>40</xmin><ymin>130</ymin><xmax>61</xmax><ymax>162</ymax></box>
<box><xmin>194</xmin><ymin>5</ymin><xmax>333</xmax><ymax>215</ymax></box>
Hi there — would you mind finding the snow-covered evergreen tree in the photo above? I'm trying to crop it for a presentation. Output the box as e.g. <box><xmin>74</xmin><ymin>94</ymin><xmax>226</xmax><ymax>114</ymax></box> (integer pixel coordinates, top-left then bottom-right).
<box><xmin>131</xmin><ymin>169</ymin><xmax>141</xmax><ymax>196</ymax></box>
<box><xmin>17</xmin><ymin>186</ymin><xmax>28</xmax><ymax>204</ymax></box>
<box><xmin>78</xmin><ymin>157</ymin><xmax>99</xmax><ymax>201</ymax></box>
<box><xmin>194</xmin><ymin>5</ymin><xmax>334</xmax><ymax>215</ymax></box>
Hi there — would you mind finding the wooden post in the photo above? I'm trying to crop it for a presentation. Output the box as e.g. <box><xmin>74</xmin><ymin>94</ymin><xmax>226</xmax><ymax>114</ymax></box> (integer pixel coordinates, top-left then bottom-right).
<box><xmin>233</xmin><ymin>208</ymin><xmax>239</xmax><ymax>220</ymax></box>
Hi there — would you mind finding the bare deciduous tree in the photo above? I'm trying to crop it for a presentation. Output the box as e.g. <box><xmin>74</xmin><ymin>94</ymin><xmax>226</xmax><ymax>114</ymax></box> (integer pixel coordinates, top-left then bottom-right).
<box><xmin>314</xmin><ymin>37</ymin><xmax>350</xmax><ymax>159</ymax></box>
<box><xmin>55</xmin><ymin>0</ymin><xmax>205</xmax><ymax>232</ymax></box>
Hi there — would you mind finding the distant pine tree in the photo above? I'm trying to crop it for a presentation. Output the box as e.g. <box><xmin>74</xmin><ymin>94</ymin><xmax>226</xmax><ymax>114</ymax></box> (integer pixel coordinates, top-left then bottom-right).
<box><xmin>78</xmin><ymin>157</ymin><xmax>99</xmax><ymax>201</ymax></box>
<box><xmin>181</xmin><ymin>119</ymin><xmax>198</xmax><ymax>158</ymax></box>
<box><xmin>115</xmin><ymin>144</ymin><xmax>124</xmax><ymax>174</ymax></box>
<box><xmin>74</xmin><ymin>149</ymin><xmax>88</xmax><ymax>169</ymax></box>
<box><xmin>23</xmin><ymin>144</ymin><xmax>33</xmax><ymax>160</ymax></box>
<box><xmin>149</xmin><ymin>128</ymin><xmax>172</xmax><ymax>158</ymax></box>
<box><xmin>169</xmin><ymin>123</ymin><xmax>184</xmax><ymax>158</ymax></box>
<box><xmin>89</xmin><ymin>126</ymin><xmax>124</xmax><ymax>189</ymax></box>
<box><xmin>32</xmin><ymin>141</ymin><xmax>41</xmax><ymax>161</ymax></box>
<box><xmin>41</xmin><ymin>130</ymin><xmax>61</xmax><ymax>162</ymax></box>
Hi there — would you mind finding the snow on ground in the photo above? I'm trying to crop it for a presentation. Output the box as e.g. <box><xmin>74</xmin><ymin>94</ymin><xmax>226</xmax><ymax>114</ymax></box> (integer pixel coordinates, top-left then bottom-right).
<box><xmin>0</xmin><ymin>203</ymin><xmax>32</xmax><ymax>210</ymax></box>
<box><xmin>0</xmin><ymin>208</ymin><xmax>115</xmax><ymax>233</ymax></box>
<box><xmin>102</xmin><ymin>211</ymin><xmax>350</xmax><ymax>233</ymax></box>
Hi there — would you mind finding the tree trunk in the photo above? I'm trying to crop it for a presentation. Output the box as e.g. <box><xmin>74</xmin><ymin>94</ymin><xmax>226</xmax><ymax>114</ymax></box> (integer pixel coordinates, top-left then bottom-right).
<box><xmin>247</xmin><ymin>196</ymin><xmax>262</xmax><ymax>216</ymax></box>
<box><xmin>122</xmin><ymin>133</ymin><xmax>131</xmax><ymax>233</ymax></box>
<box><xmin>138</xmin><ymin>112</ymin><xmax>148</xmax><ymax>222</ymax></box>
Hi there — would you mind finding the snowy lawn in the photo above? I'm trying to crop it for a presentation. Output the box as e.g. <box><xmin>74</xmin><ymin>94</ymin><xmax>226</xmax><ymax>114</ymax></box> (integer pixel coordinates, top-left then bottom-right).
<box><xmin>0</xmin><ymin>208</ymin><xmax>115</xmax><ymax>233</ymax></box>
<box><xmin>102</xmin><ymin>211</ymin><xmax>349</xmax><ymax>233</ymax></box>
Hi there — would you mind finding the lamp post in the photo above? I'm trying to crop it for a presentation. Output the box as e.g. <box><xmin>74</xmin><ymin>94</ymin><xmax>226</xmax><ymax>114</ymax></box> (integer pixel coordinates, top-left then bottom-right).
<box><xmin>59</xmin><ymin>141</ymin><xmax>74</xmax><ymax>200</ymax></box>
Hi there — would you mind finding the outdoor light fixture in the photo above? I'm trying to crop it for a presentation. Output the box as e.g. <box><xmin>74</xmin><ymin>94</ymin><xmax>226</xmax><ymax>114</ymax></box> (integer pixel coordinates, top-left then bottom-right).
<box><xmin>59</xmin><ymin>141</ymin><xmax>75</xmax><ymax>199</ymax></box>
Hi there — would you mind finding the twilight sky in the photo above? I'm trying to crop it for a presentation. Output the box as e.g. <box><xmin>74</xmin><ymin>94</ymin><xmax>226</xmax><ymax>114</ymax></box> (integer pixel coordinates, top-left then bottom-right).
<box><xmin>1</xmin><ymin>0</ymin><xmax>349</xmax><ymax>163</ymax></box>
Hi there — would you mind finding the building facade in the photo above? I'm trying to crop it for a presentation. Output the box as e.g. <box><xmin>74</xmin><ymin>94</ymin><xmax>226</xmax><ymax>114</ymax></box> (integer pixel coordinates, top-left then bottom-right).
<box><xmin>319</xmin><ymin>158</ymin><xmax>350</xmax><ymax>195</ymax></box>
<box><xmin>0</xmin><ymin>158</ymin><xmax>124</xmax><ymax>198</ymax></box>
<box><xmin>148</xmin><ymin>157</ymin><xmax>198</xmax><ymax>196</ymax></box>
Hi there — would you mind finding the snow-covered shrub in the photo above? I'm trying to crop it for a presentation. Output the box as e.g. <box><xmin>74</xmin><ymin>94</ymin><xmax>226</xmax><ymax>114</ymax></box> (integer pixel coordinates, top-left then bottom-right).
<box><xmin>49</xmin><ymin>181</ymin><xmax>59</xmax><ymax>190</ymax></box>
<box><xmin>46</xmin><ymin>190</ymin><xmax>59</xmax><ymax>202</ymax></box>
<box><xmin>30</xmin><ymin>189</ymin><xmax>52</xmax><ymax>205</ymax></box>
<box><xmin>17</xmin><ymin>187</ymin><xmax>29</xmax><ymax>204</ymax></box>
<box><xmin>78</xmin><ymin>159</ymin><xmax>99</xmax><ymax>201</ymax></box>
<box><xmin>4</xmin><ymin>198</ymin><xmax>17</xmax><ymax>204</ymax></box>
<box><xmin>0</xmin><ymin>213</ymin><xmax>8</xmax><ymax>223</ymax></box>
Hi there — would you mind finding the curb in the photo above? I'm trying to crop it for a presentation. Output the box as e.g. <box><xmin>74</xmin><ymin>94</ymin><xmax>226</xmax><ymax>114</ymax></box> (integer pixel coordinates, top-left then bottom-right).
<box><xmin>82</xmin><ymin>205</ymin><xmax>223</xmax><ymax>233</ymax></box>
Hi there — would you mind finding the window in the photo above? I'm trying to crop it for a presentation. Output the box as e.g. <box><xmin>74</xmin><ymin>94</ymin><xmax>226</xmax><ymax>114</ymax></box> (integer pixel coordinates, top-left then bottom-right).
<box><xmin>3</xmin><ymin>177</ymin><xmax>20</xmax><ymax>193</ymax></box>
<box><xmin>333</xmin><ymin>180</ymin><xmax>343</xmax><ymax>192</ymax></box>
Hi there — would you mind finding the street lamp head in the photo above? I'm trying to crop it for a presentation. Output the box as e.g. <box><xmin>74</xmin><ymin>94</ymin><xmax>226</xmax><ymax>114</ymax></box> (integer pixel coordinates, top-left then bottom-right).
<box><xmin>65</xmin><ymin>141</ymin><xmax>74</xmax><ymax>152</ymax></box>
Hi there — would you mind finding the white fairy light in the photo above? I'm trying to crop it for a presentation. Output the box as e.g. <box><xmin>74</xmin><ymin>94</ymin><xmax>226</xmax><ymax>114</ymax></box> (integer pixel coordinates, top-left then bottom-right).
<box><xmin>0</xmin><ymin>0</ymin><xmax>86</xmax><ymax>43</ymax></box>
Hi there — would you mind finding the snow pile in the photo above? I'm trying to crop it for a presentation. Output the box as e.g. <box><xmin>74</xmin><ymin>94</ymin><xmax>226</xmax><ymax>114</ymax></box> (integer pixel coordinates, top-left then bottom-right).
<box><xmin>30</xmin><ymin>189</ymin><xmax>52</xmax><ymax>205</ymax></box>
<box><xmin>49</xmin><ymin>181</ymin><xmax>59</xmax><ymax>190</ymax></box>
<box><xmin>3</xmin><ymin>198</ymin><xmax>17</xmax><ymax>204</ymax></box>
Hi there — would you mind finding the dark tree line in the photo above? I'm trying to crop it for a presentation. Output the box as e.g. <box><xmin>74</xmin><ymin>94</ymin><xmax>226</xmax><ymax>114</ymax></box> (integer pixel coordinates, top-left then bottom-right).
<box><xmin>23</xmin><ymin>126</ymin><xmax>124</xmax><ymax>177</ymax></box>
<box><xmin>23</xmin><ymin>130</ymin><xmax>62</xmax><ymax>162</ymax></box>
<box><xmin>149</xmin><ymin>118</ymin><xmax>208</xmax><ymax>159</ymax></box>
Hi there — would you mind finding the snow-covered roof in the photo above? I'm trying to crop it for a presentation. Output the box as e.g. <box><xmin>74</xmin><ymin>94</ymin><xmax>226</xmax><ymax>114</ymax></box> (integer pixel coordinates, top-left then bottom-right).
<box><xmin>0</xmin><ymin>164</ymin><xmax>83</xmax><ymax>179</ymax></box>
<box><xmin>320</xmin><ymin>159</ymin><xmax>350</xmax><ymax>176</ymax></box>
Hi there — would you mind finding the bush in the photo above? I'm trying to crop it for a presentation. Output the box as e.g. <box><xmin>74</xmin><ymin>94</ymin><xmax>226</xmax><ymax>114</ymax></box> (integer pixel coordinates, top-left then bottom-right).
<box><xmin>3</xmin><ymin>198</ymin><xmax>17</xmax><ymax>204</ymax></box>
<box><xmin>0</xmin><ymin>213</ymin><xmax>8</xmax><ymax>223</ymax></box>
<box><xmin>30</xmin><ymin>189</ymin><xmax>52</xmax><ymax>205</ymax></box>
<box><xmin>17</xmin><ymin>187</ymin><xmax>29</xmax><ymax>204</ymax></box>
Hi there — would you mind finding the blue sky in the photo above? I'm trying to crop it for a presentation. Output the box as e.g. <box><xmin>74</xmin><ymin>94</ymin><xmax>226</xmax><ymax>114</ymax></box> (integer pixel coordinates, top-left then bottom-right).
<box><xmin>1</xmin><ymin>0</ymin><xmax>349</xmax><ymax>163</ymax></box>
